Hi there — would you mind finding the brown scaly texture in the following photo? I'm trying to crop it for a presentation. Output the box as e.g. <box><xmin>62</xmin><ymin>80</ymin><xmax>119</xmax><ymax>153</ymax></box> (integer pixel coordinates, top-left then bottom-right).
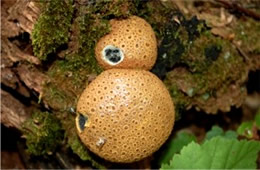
<box><xmin>95</xmin><ymin>16</ymin><xmax>157</xmax><ymax>70</ymax></box>
<box><xmin>76</xmin><ymin>69</ymin><xmax>175</xmax><ymax>163</ymax></box>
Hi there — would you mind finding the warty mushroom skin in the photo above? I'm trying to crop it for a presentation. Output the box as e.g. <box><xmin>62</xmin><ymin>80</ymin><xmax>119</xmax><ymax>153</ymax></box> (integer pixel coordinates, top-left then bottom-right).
<box><xmin>76</xmin><ymin>69</ymin><xmax>175</xmax><ymax>163</ymax></box>
<box><xmin>95</xmin><ymin>16</ymin><xmax>157</xmax><ymax>70</ymax></box>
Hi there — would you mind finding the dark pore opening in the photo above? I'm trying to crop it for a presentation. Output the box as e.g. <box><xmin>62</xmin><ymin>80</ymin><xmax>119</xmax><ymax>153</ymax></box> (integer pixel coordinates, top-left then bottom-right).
<box><xmin>105</xmin><ymin>48</ymin><xmax>121</xmax><ymax>63</ymax></box>
<box><xmin>78</xmin><ymin>113</ymin><xmax>88</xmax><ymax>131</ymax></box>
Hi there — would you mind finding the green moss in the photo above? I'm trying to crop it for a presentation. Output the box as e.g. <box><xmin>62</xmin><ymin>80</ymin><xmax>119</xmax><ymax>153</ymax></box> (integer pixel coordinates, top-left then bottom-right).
<box><xmin>42</xmin><ymin>84</ymin><xmax>71</xmax><ymax>110</ymax></box>
<box><xmin>22</xmin><ymin>111</ymin><xmax>63</xmax><ymax>156</ymax></box>
<box><xmin>137</xmin><ymin>0</ymin><xmax>175</xmax><ymax>39</ymax></box>
<box><xmin>166</xmin><ymin>84</ymin><xmax>191</xmax><ymax>120</ymax></box>
<box><xmin>204</xmin><ymin>44</ymin><xmax>222</xmax><ymax>61</ymax></box>
<box><xmin>32</xmin><ymin>0</ymin><xmax>74</xmax><ymax>60</ymax></box>
<box><xmin>85</xmin><ymin>0</ymin><xmax>139</xmax><ymax>18</ymax></box>
<box><xmin>76</xmin><ymin>13</ymin><xmax>110</xmax><ymax>74</ymax></box>
<box><xmin>181</xmin><ymin>34</ymin><xmax>224</xmax><ymax>73</ymax></box>
<box><xmin>198</xmin><ymin>38</ymin><xmax>246</xmax><ymax>93</ymax></box>
<box><xmin>152</xmin><ymin>14</ymin><xmax>208</xmax><ymax>78</ymax></box>
<box><xmin>42</xmin><ymin>14</ymin><xmax>110</xmax><ymax>109</ymax></box>
<box><xmin>48</xmin><ymin>54</ymin><xmax>95</xmax><ymax>91</ymax></box>
<box><xmin>156</xmin><ymin>12</ymin><xmax>248</xmax><ymax>113</ymax></box>
<box><xmin>42</xmin><ymin>12</ymin><xmax>111</xmax><ymax>111</ymax></box>
<box><xmin>164</xmin><ymin>33</ymin><xmax>247</xmax><ymax>113</ymax></box>
<box><xmin>234</xmin><ymin>18</ymin><xmax>260</xmax><ymax>53</ymax></box>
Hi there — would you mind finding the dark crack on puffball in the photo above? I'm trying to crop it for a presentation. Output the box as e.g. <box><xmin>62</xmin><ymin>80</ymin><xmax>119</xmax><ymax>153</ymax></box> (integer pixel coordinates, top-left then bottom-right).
<box><xmin>78</xmin><ymin>113</ymin><xmax>87</xmax><ymax>131</ymax></box>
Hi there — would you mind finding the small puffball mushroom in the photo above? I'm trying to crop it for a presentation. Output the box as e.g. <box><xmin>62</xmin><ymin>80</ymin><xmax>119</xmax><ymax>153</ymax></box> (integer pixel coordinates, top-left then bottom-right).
<box><xmin>76</xmin><ymin>69</ymin><xmax>175</xmax><ymax>163</ymax></box>
<box><xmin>95</xmin><ymin>16</ymin><xmax>157</xmax><ymax>70</ymax></box>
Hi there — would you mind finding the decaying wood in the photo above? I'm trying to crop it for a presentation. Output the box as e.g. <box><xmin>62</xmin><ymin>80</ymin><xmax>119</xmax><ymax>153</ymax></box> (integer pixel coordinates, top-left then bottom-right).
<box><xmin>1</xmin><ymin>67</ymin><xmax>31</xmax><ymax>97</ymax></box>
<box><xmin>5</xmin><ymin>0</ymin><xmax>40</xmax><ymax>35</ymax></box>
<box><xmin>1</xmin><ymin>67</ymin><xmax>20</xmax><ymax>90</ymax></box>
<box><xmin>216</xmin><ymin>0</ymin><xmax>260</xmax><ymax>20</ymax></box>
<box><xmin>1</xmin><ymin>0</ymin><xmax>45</xmax><ymax>129</ymax></box>
<box><xmin>1</xmin><ymin>38</ymin><xmax>40</xmax><ymax>65</ymax></box>
<box><xmin>1</xmin><ymin>0</ymin><xmax>21</xmax><ymax>37</ymax></box>
<box><xmin>0</xmin><ymin>60</ymin><xmax>49</xmax><ymax>128</ymax></box>
<box><xmin>1</xmin><ymin>0</ymin><xmax>40</xmax><ymax>65</ymax></box>
<box><xmin>1</xmin><ymin>90</ymin><xmax>29</xmax><ymax>129</ymax></box>
<box><xmin>15</xmin><ymin>64</ymin><xmax>49</xmax><ymax>95</ymax></box>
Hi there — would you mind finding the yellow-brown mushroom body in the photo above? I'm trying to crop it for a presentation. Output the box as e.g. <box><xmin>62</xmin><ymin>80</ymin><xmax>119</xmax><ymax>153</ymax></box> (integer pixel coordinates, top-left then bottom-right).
<box><xmin>95</xmin><ymin>16</ymin><xmax>157</xmax><ymax>70</ymax></box>
<box><xmin>76</xmin><ymin>69</ymin><xmax>175</xmax><ymax>163</ymax></box>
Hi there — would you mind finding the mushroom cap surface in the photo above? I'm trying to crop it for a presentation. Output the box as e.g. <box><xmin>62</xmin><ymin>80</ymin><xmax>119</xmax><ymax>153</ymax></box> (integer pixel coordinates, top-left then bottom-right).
<box><xmin>95</xmin><ymin>16</ymin><xmax>157</xmax><ymax>70</ymax></box>
<box><xmin>76</xmin><ymin>69</ymin><xmax>175</xmax><ymax>163</ymax></box>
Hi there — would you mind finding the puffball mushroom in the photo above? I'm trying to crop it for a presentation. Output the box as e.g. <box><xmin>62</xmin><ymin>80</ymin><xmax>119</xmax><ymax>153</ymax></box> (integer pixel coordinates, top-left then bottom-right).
<box><xmin>95</xmin><ymin>16</ymin><xmax>157</xmax><ymax>70</ymax></box>
<box><xmin>76</xmin><ymin>69</ymin><xmax>175</xmax><ymax>163</ymax></box>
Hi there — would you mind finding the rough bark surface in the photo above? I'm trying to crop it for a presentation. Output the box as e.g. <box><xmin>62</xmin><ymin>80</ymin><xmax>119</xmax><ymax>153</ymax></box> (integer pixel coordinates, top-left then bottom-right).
<box><xmin>1</xmin><ymin>90</ymin><xmax>28</xmax><ymax>129</ymax></box>
<box><xmin>1</xmin><ymin>0</ymin><xmax>42</xmax><ymax>128</ymax></box>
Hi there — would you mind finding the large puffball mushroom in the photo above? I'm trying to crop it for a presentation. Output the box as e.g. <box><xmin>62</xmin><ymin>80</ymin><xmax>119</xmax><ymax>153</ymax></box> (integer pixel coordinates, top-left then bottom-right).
<box><xmin>76</xmin><ymin>69</ymin><xmax>175</xmax><ymax>163</ymax></box>
<box><xmin>95</xmin><ymin>16</ymin><xmax>157</xmax><ymax>70</ymax></box>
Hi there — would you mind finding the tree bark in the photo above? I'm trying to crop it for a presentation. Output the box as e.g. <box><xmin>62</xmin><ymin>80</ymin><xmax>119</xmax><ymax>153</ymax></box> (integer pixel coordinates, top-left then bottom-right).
<box><xmin>1</xmin><ymin>0</ymin><xmax>43</xmax><ymax>128</ymax></box>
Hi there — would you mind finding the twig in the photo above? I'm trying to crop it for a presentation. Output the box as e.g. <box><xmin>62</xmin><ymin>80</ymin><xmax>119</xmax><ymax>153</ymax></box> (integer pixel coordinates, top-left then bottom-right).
<box><xmin>216</xmin><ymin>0</ymin><xmax>260</xmax><ymax>20</ymax></box>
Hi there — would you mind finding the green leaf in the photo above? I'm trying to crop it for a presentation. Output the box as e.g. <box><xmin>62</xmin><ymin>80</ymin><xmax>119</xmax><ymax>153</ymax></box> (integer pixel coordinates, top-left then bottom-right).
<box><xmin>236</xmin><ymin>110</ymin><xmax>260</xmax><ymax>139</ymax></box>
<box><xmin>205</xmin><ymin>126</ymin><xmax>224</xmax><ymax>140</ymax></box>
<box><xmin>205</xmin><ymin>126</ymin><xmax>237</xmax><ymax>140</ymax></box>
<box><xmin>161</xmin><ymin>136</ymin><xmax>260</xmax><ymax>169</ymax></box>
<box><xmin>237</xmin><ymin>121</ymin><xmax>254</xmax><ymax>138</ymax></box>
<box><xmin>158</xmin><ymin>131</ymin><xmax>196</xmax><ymax>165</ymax></box>
<box><xmin>224</xmin><ymin>130</ymin><xmax>238</xmax><ymax>139</ymax></box>
<box><xmin>161</xmin><ymin>141</ymin><xmax>210</xmax><ymax>169</ymax></box>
